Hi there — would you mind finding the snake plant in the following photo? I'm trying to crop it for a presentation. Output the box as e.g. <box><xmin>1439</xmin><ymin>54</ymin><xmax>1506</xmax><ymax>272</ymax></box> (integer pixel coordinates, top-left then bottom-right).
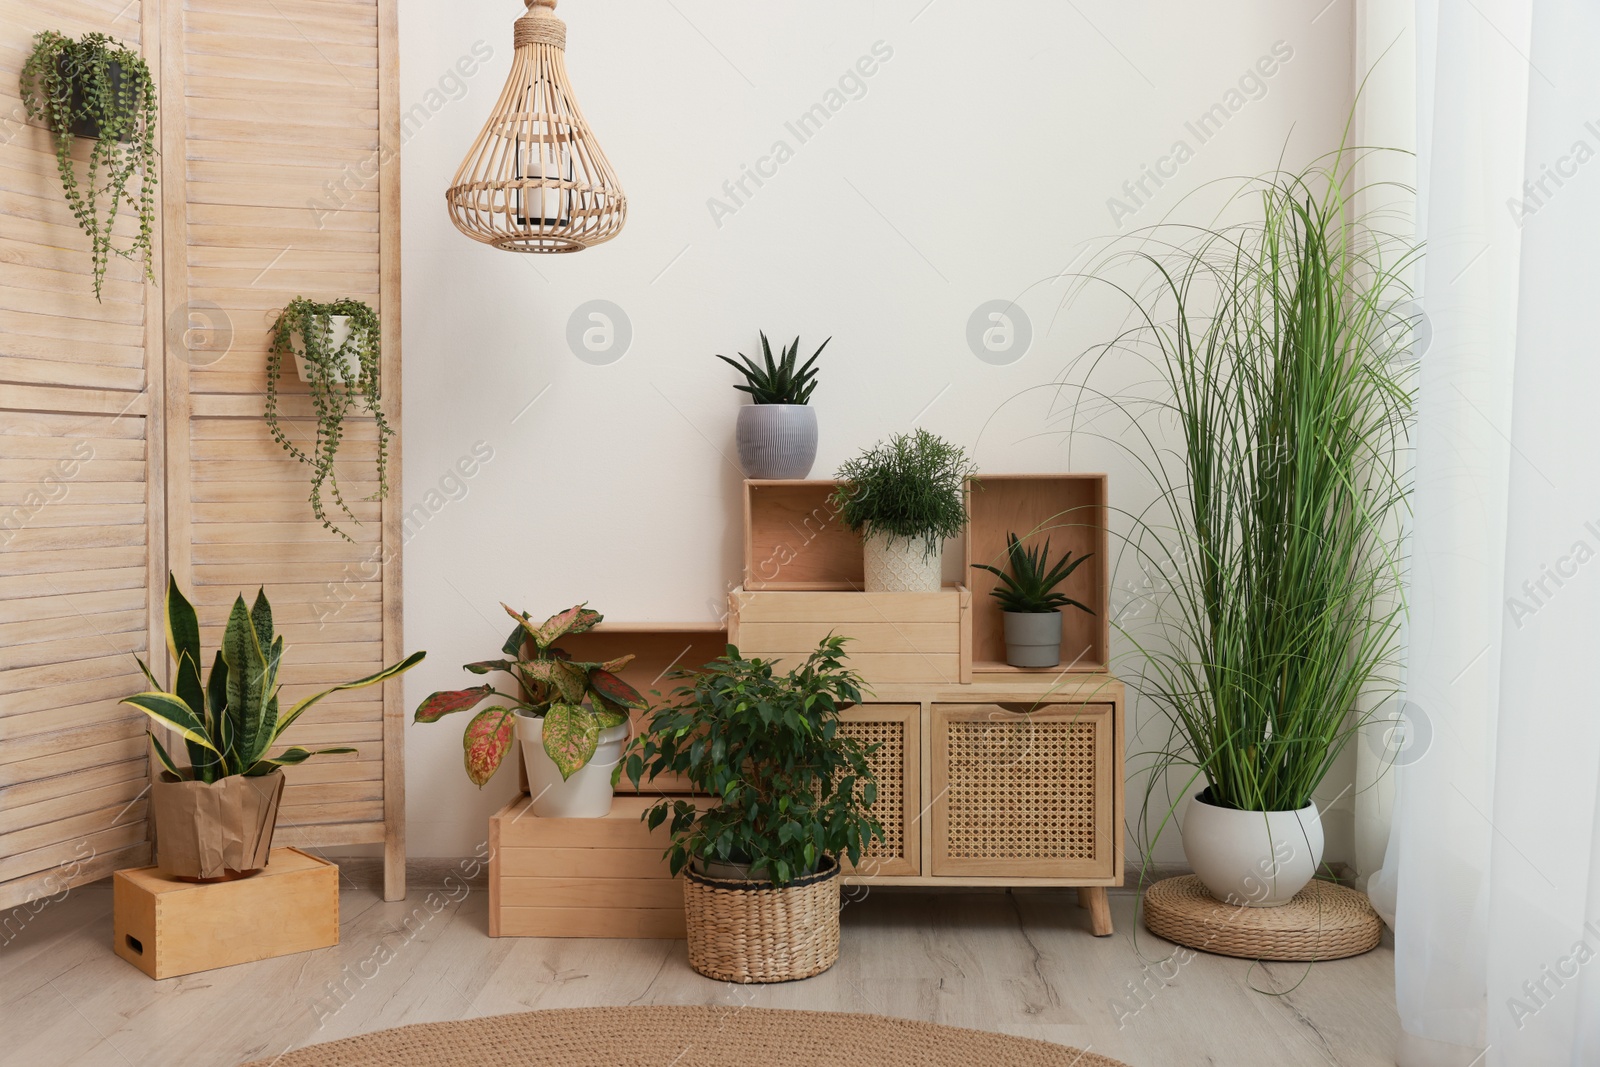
<box><xmin>123</xmin><ymin>576</ymin><xmax>425</xmax><ymax>782</ymax></box>
<box><xmin>414</xmin><ymin>603</ymin><xmax>648</xmax><ymax>786</ymax></box>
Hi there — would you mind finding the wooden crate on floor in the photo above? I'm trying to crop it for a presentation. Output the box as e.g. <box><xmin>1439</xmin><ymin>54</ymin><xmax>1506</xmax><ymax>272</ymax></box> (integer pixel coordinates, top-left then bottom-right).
<box><xmin>113</xmin><ymin>847</ymin><xmax>339</xmax><ymax>979</ymax></box>
<box><xmin>728</xmin><ymin>585</ymin><xmax>971</xmax><ymax>685</ymax></box>
<box><xmin>490</xmin><ymin>795</ymin><xmax>698</xmax><ymax>938</ymax></box>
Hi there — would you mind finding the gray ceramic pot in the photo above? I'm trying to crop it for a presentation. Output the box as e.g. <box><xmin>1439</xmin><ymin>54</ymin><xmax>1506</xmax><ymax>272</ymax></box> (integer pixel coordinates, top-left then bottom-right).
<box><xmin>736</xmin><ymin>404</ymin><xmax>817</xmax><ymax>479</ymax></box>
<box><xmin>1003</xmin><ymin>610</ymin><xmax>1063</xmax><ymax>667</ymax></box>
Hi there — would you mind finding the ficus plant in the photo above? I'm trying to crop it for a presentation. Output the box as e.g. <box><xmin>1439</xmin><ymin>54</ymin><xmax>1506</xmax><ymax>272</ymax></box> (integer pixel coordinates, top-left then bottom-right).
<box><xmin>20</xmin><ymin>31</ymin><xmax>158</xmax><ymax>300</ymax></box>
<box><xmin>414</xmin><ymin>604</ymin><xmax>648</xmax><ymax>786</ymax></box>
<box><xmin>626</xmin><ymin>637</ymin><xmax>884</xmax><ymax>886</ymax></box>
<box><xmin>123</xmin><ymin>576</ymin><xmax>425</xmax><ymax>782</ymax></box>
<box><xmin>265</xmin><ymin>298</ymin><xmax>393</xmax><ymax>543</ymax></box>
<box><xmin>973</xmin><ymin>533</ymin><xmax>1095</xmax><ymax>614</ymax></box>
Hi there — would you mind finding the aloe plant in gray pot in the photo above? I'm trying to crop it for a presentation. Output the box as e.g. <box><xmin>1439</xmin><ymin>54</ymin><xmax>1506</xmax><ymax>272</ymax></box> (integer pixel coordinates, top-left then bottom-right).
<box><xmin>972</xmin><ymin>533</ymin><xmax>1094</xmax><ymax>667</ymax></box>
<box><xmin>717</xmin><ymin>333</ymin><xmax>827</xmax><ymax>479</ymax></box>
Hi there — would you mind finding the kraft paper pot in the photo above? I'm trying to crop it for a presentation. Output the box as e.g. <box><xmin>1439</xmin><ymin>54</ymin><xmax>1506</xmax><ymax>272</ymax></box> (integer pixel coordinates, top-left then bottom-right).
<box><xmin>151</xmin><ymin>769</ymin><xmax>286</xmax><ymax>880</ymax></box>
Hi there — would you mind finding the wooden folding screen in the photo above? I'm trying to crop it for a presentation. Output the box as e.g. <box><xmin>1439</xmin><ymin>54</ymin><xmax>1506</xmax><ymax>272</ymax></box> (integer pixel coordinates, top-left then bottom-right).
<box><xmin>160</xmin><ymin>0</ymin><xmax>405</xmax><ymax>897</ymax></box>
<box><xmin>0</xmin><ymin>0</ymin><xmax>406</xmax><ymax>911</ymax></box>
<box><xmin>0</xmin><ymin>0</ymin><xmax>164</xmax><ymax>913</ymax></box>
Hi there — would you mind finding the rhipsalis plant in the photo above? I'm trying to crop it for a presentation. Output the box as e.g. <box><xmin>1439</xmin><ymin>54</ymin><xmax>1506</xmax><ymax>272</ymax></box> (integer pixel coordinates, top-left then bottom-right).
<box><xmin>123</xmin><ymin>576</ymin><xmax>424</xmax><ymax>783</ymax></box>
<box><xmin>716</xmin><ymin>332</ymin><xmax>828</xmax><ymax>404</ymax></box>
<box><xmin>413</xmin><ymin>604</ymin><xmax>648</xmax><ymax>786</ymax></box>
<box><xmin>973</xmin><ymin>534</ymin><xmax>1095</xmax><ymax>614</ymax></box>
<box><xmin>832</xmin><ymin>429</ymin><xmax>976</xmax><ymax>558</ymax></box>
<box><xmin>265</xmin><ymin>299</ymin><xmax>393</xmax><ymax>542</ymax></box>
<box><xmin>626</xmin><ymin>637</ymin><xmax>884</xmax><ymax>886</ymax></box>
<box><xmin>21</xmin><ymin>31</ymin><xmax>158</xmax><ymax>300</ymax></box>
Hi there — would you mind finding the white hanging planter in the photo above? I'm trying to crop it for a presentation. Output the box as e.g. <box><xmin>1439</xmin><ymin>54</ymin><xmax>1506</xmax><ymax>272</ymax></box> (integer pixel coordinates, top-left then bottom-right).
<box><xmin>863</xmin><ymin>530</ymin><xmax>942</xmax><ymax>592</ymax></box>
<box><xmin>517</xmin><ymin>713</ymin><xmax>630</xmax><ymax>819</ymax></box>
<box><xmin>291</xmin><ymin>314</ymin><xmax>362</xmax><ymax>385</ymax></box>
<box><xmin>1181</xmin><ymin>791</ymin><xmax>1325</xmax><ymax>907</ymax></box>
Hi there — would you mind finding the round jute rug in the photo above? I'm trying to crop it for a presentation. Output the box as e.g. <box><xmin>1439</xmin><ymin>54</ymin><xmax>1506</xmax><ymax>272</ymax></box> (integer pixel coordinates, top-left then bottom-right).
<box><xmin>248</xmin><ymin>1005</ymin><xmax>1133</xmax><ymax>1067</ymax></box>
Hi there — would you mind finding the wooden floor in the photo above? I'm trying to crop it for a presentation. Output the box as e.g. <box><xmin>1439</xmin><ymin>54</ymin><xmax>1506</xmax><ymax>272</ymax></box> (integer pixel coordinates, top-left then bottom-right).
<box><xmin>1</xmin><ymin>876</ymin><xmax>1398</xmax><ymax>1067</ymax></box>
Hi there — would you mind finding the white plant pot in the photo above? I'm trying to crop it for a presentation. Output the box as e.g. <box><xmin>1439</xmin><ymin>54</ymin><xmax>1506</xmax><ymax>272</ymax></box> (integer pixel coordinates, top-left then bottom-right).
<box><xmin>735</xmin><ymin>404</ymin><xmax>818</xmax><ymax>479</ymax></box>
<box><xmin>517</xmin><ymin>714</ymin><xmax>630</xmax><ymax>819</ymax></box>
<box><xmin>863</xmin><ymin>531</ymin><xmax>942</xmax><ymax>592</ymax></box>
<box><xmin>1181</xmin><ymin>791</ymin><xmax>1324</xmax><ymax>907</ymax></box>
<box><xmin>1002</xmin><ymin>610</ymin><xmax>1062</xmax><ymax>667</ymax></box>
<box><xmin>291</xmin><ymin>314</ymin><xmax>361</xmax><ymax>385</ymax></box>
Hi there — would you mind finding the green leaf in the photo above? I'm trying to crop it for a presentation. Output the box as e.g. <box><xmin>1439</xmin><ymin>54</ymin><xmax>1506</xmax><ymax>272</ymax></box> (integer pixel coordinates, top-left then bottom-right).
<box><xmin>501</xmin><ymin>619</ymin><xmax>529</xmax><ymax>657</ymax></box>
<box><xmin>464</xmin><ymin>659</ymin><xmax>515</xmax><ymax>675</ymax></box>
<box><xmin>277</xmin><ymin>650</ymin><xmax>427</xmax><ymax>739</ymax></box>
<box><xmin>245</xmin><ymin>746</ymin><xmax>356</xmax><ymax>776</ymax></box>
<box><xmin>598</xmin><ymin>654</ymin><xmax>635</xmax><ymax>674</ymax></box>
<box><xmin>162</xmin><ymin>575</ymin><xmax>201</xmax><ymax>691</ymax></box>
<box><xmin>207</xmin><ymin>650</ymin><xmax>232</xmax><ymax>768</ymax></box>
<box><xmin>463</xmin><ymin>706</ymin><xmax>516</xmax><ymax>787</ymax></box>
<box><xmin>149</xmin><ymin>733</ymin><xmax>182</xmax><ymax>779</ymax></box>
<box><xmin>121</xmin><ymin>693</ymin><xmax>219</xmax><ymax>756</ymax></box>
<box><xmin>542</xmin><ymin>703</ymin><xmax>600</xmax><ymax>781</ymax></box>
<box><xmin>222</xmin><ymin>595</ymin><xmax>271</xmax><ymax>769</ymax></box>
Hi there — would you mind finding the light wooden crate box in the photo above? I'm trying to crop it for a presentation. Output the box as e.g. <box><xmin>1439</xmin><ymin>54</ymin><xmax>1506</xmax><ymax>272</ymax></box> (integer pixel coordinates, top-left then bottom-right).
<box><xmin>727</xmin><ymin>586</ymin><xmax>972</xmax><ymax>686</ymax></box>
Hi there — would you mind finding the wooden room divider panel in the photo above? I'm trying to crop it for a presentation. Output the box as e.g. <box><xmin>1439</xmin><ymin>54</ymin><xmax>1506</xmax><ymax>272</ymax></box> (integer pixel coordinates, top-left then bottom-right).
<box><xmin>160</xmin><ymin>0</ymin><xmax>406</xmax><ymax>898</ymax></box>
<box><xmin>0</xmin><ymin>1</ymin><xmax>164</xmax><ymax>912</ymax></box>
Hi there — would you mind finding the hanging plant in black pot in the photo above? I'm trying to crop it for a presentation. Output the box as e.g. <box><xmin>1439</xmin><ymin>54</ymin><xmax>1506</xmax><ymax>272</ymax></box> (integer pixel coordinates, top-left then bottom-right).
<box><xmin>20</xmin><ymin>31</ymin><xmax>158</xmax><ymax>300</ymax></box>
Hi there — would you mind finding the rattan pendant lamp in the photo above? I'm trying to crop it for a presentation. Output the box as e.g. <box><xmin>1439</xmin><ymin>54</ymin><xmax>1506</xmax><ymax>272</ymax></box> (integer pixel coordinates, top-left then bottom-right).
<box><xmin>446</xmin><ymin>0</ymin><xmax>626</xmax><ymax>252</ymax></box>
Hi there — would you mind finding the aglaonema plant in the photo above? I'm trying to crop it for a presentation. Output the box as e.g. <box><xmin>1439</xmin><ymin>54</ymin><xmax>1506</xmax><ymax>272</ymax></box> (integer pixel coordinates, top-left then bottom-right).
<box><xmin>123</xmin><ymin>576</ymin><xmax>425</xmax><ymax>781</ymax></box>
<box><xmin>413</xmin><ymin>604</ymin><xmax>647</xmax><ymax>786</ymax></box>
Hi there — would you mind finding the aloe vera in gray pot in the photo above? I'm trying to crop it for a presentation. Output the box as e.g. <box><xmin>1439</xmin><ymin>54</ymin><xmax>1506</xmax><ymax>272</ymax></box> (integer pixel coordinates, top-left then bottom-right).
<box><xmin>718</xmin><ymin>332</ymin><xmax>827</xmax><ymax>480</ymax></box>
<box><xmin>972</xmin><ymin>533</ymin><xmax>1094</xmax><ymax>668</ymax></box>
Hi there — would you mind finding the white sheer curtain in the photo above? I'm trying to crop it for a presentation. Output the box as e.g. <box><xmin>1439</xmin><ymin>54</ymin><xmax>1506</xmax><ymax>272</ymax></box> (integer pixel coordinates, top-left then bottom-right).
<box><xmin>1368</xmin><ymin>1</ymin><xmax>1600</xmax><ymax>1064</ymax></box>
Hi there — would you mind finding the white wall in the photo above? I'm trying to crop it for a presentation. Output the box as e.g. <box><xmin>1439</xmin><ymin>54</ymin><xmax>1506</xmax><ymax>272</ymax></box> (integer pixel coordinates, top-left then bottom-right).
<box><xmin>397</xmin><ymin>0</ymin><xmax>1356</xmax><ymax>862</ymax></box>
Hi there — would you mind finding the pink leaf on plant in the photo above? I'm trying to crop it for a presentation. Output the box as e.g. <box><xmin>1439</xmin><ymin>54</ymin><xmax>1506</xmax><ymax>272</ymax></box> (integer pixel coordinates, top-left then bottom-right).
<box><xmin>590</xmin><ymin>669</ymin><xmax>646</xmax><ymax>710</ymax></box>
<box><xmin>463</xmin><ymin>706</ymin><xmax>515</xmax><ymax>787</ymax></box>
<box><xmin>541</xmin><ymin>703</ymin><xmax>600</xmax><ymax>781</ymax></box>
<box><xmin>414</xmin><ymin>686</ymin><xmax>494</xmax><ymax>723</ymax></box>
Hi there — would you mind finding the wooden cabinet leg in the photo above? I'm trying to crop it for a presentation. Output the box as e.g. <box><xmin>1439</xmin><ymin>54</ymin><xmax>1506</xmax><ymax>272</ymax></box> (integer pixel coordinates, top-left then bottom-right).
<box><xmin>1077</xmin><ymin>886</ymin><xmax>1113</xmax><ymax>936</ymax></box>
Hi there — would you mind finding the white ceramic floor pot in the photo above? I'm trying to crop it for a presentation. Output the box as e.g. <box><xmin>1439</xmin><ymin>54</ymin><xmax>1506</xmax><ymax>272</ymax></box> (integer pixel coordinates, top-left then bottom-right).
<box><xmin>1182</xmin><ymin>790</ymin><xmax>1324</xmax><ymax>907</ymax></box>
<box><xmin>736</xmin><ymin>404</ymin><xmax>817</xmax><ymax>479</ymax></box>
<box><xmin>518</xmin><ymin>714</ymin><xmax>630</xmax><ymax>818</ymax></box>
<box><xmin>1003</xmin><ymin>610</ymin><xmax>1062</xmax><ymax>667</ymax></box>
<box><xmin>291</xmin><ymin>314</ymin><xmax>361</xmax><ymax>385</ymax></box>
<box><xmin>863</xmin><ymin>531</ymin><xmax>942</xmax><ymax>592</ymax></box>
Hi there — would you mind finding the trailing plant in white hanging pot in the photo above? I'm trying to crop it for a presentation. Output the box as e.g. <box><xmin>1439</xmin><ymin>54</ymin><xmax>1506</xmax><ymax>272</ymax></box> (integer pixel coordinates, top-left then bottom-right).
<box><xmin>264</xmin><ymin>298</ymin><xmax>393</xmax><ymax>542</ymax></box>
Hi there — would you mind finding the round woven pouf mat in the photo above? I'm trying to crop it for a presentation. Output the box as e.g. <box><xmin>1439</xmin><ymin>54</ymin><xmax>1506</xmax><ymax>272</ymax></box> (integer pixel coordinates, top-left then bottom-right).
<box><xmin>1142</xmin><ymin>875</ymin><xmax>1383</xmax><ymax>961</ymax></box>
<box><xmin>246</xmin><ymin>1006</ymin><xmax>1133</xmax><ymax>1067</ymax></box>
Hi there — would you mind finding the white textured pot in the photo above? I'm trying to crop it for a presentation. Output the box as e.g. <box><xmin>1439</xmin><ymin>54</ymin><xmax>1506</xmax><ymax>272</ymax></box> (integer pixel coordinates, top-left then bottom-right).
<box><xmin>291</xmin><ymin>314</ymin><xmax>360</xmax><ymax>384</ymax></box>
<box><xmin>736</xmin><ymin>404</ymin><xmax>818</xmax><ymax>479</ymax></box>
<box><xmin>1003</xmin><ymin>610</ymin><xmax>1062</xmax><ymax>667</ymax></box>
<box><xmin>1182</xmin><ymin>791</ymin><xmax>1324</xmax><ymax>907</ymax></box>
<box><xmin>863</xmin><ymin>531</ymin><xmax>942</xmax><ymax>592</ymax></box>
<box><xmin>517</xmin><ymin>714</ymin><xmax>630</xmax><ymax>818</ymax></box>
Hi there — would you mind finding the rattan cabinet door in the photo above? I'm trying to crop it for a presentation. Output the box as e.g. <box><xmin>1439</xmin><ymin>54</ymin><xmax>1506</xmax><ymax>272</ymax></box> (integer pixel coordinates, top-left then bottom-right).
<box><xmin>930</xmin><ymin>703</ymin><xmax>1114</xmax><ymax>879</ymax></box>
<box><xmin>838</xmin><ymin>705</ymin><xmax>921</xmax><ymax>877</ymax></box>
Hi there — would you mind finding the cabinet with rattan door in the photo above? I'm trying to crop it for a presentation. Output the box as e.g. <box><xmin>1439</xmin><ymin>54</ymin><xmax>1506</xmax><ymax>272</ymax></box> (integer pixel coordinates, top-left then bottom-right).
<box><xmin>838</xmin><ymin>705</ymin><xmax>921</xmax><ymax>877</ymax></box>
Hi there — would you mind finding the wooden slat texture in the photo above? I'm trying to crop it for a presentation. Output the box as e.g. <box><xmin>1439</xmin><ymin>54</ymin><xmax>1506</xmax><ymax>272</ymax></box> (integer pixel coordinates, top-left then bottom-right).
<box><xmin>160</xmin><ymin>0</ymin><xmax>403</xmax><ymax>895</ymax></box>
<box><xmin>0</xmin><ymin>0</ymin><xmax>161</xmax><ymax>913</ymax></box>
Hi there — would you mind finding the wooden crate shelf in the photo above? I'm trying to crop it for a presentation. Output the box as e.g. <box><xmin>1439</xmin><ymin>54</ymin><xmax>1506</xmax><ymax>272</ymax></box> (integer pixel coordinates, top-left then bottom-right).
<box><xmin>489</xmin><ymin>794</ymin><xmax>703</xmax><ymax>938</ymax></box>
<box><xmin>964</xmin><ymin>474</ymin><xmax>1110</xmax><ymax>674</ymax></box>
<box><xmin>556</xmin><ymin>623</ymin><xmax>726</xmax><ymax>796</ymax></box>
<box><xmin>743</xmin><ymin>480</ymin><xmax>863</xmax><ymax>591</ymax></box>
<box><xmin>729</xmin><ymin>586</ymin><xmax>971</xmax><ymax>686</ymax></box>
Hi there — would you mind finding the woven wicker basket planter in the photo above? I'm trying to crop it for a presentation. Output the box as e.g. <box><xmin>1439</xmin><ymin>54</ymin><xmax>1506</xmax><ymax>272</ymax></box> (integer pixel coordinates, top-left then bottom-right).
<box><xmin>683</xmin><ymin>856</ymin><xmax>841</xmax><ymax>983</ymax></box>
